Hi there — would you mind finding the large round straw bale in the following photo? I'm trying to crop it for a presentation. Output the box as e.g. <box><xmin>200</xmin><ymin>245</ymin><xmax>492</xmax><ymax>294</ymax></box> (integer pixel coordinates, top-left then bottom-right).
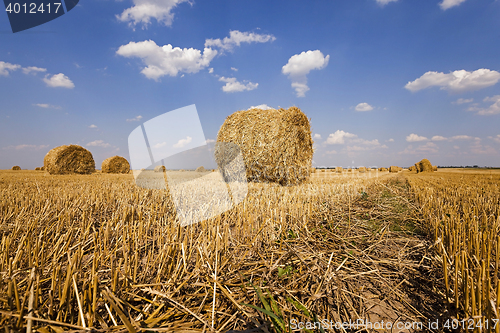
<box><xmin>43</xmin><ymin>145</ymin><xmax>95</xmax><ymax>175</ymax></box>
<box><xmin>195</xmin><ymin>166</ymin><xmax>206</xmax><ymax>172</ymax></box>
<box><xmin>389</xmin><ymin>166</ymin><xmax>399</xmax><ymax>173</ymax></box>
<box><xmin>415</xmin><ymin>159</ymin><xmax>433</xmax><ymax>173</ymax></box>
<box><xmin>311</xmin><ymin>167</ymin><xmax>316</xmax><ymax>173</ymax></box>
<box><xmin>408</xmin><ymin>165</ymin><xmax>415</xmax><ymax>172</ymax></box>
<box><xmin>358</xmin><ymin>167</ymin><xmax>367</xmax><ymax>173</ymax></box>
<box><xmin>101</xmin><ymin>156</ymin><xmax>130</xmax><ymax>174</ymax></box>
<box><xmin>432</xmin><ymin>165</ymin><xmax>438</xmax><ymax>171</ymax></box>
<box><xmin>378</xmin><ymin>167</ymin><xmax>387</xmax><ymax>172</ymax></box>
<box><xmin>154</xmin><ymin>165</ymin><xmax>166</xmax><ymax>173</ymax></box>
<box><xmin>348</xmin><ymin>168</ymin><xmax>352</xmax><ymax>172</ymax></box>
<box><xmin>335</xmin><ymin>167</ymin><xmax>343</xmax><ymax>173</ymax></box>
<box><xmin>41</xmin><ymin>166</ymin><xmax>45</xmax><ymax>171</ymax></box>
<box><xmin>216</xmin><ymin>106</ymin><xmax>313</xmax><ymax>186</ymax></box>
<box><xmin>35</xmin><ymin>167</ymin><xmax>40</xmax><ymax>171</ymax></box>
<box><xmin>12</xmin><ymin>166</ymin><xmax>21</xmax><ymax>170</ymax></box>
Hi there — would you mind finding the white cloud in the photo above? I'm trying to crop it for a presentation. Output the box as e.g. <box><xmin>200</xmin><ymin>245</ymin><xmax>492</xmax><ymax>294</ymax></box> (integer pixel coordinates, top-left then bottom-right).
<box><xmin>205</xmin><ymin>139</ymin><xmax>216</xmax><ymax>144</ymax></box>
<box><xmin>489</xmin><ymin>135</ymin><xmax>500</xmax><ymax>143</ymax></box>
<box><xmin>33</xmin><ymin>103</ymin><xmax>61</xmax><ymax>109</ymax></box>
<box><xmin>126</xmin><ymin>115</ymin><xmax>143</xmax><ymax>122</ymax></box>
<box><xmin>0</xmin><ymin>61</ymin><xmax>21</xmax><ymax>76</ymax></box>
<box><xmin>313</xmin><ymin>133</ymin><xmax>321</xmax><ymax>140</ymax></box>
<box><xmin>248</xmin><ymin>104</ymin><xmax>273</xmax><ymax>110</ymax></box>
<box><xmin>86</xmin><ymin>140</ymin><xmax>111</xmax><ymax>148</ymax></box>
<box><xmin>205</xmin><ymin>30</ymin><xmax>276</xmax><ymax>52</ymax></box>
<box><xmin>406</xmin><ymin>133</ymin><xmax>428</xmax><ymax>142</ymax></box>
<box><xmin>468</xmin><ymin>95</ymin><xmax>500</xmax><ymax>115</ymax></box>
<box><xmin>399</xmin><ymin>142</ymin><xmax>438</xmax><ymax>155</ymax></box>
<box><xmin>208</xmin><ymin>68</ymin><xmax>214</xmax><ymax>74</ymax></box>
<box><xmin>432</xmin><ymin>135</ymin><xmax>448</xmax><ymax>141</ymax></box>
<box><xmin>22</xmin><ymin>66</ymin><xmax>47</xmax><ymax>75</ymax></box>
<box><xmin>89</xmin><ymin>124</ymin><xmax>98</xmax><ymax>129</ymax></box>
<box><xmin>117</xmin><ymin>40</ymin><xmax>217</xmax><ymax>80</ymax></box>
<box><xmin>153</xmin><ymin>142</ymin><xmax>167</xmax><ymax>148</ymax></box>
<box><xmin>453</xmin><ymin>98</ymin><xmax>473</xmax><ymax>105</ymax></box>
<box><xmin>219</xmin><ymin>76</ymin><xmax>258</xmax><ymax>93</ymax></box>
<box><xmin>439</xmin><ymin>0</ymin><xmax>467</xmax><ymax>10</ymax></box>
<box><xmin>3</xmin><ymin>144</ymin><xmax>48</xmax><ymax>150</ymax></box>
<box><xmin>231</xmin><ymin>67</ymin><xmax>238</xmax><ymax>72</ymax></box>
<box><xmin>376</xmin><ymin>0</ymin><xmax>399</xmax><ymax>5</ymax></box>
<box><xmin>355</xmin><ymin>103</ymin><xmax>374</xmax><ymax>112</ymax></box>
<box><xmin>282</xmin><ymin>50</ymin><xmax>329</xmax><ymax>97</ymax></box>
<box><xmin>116</xmin><ymin>0</ymin><xmax>189</xmax><ymax>29</ymax></box>
<box><xmin>173</xmin><ymin>136</ymin><xmax>192</xmax><ymax>148</ymax></box>
<box><xmin>387</xmin><ymin>138</ymin><xmax>394</xmax><ymax>142</ymax></box>
<box><xmin>325</xmin><ymin>150</ymin><xmax>337</xmax><ymax>155</ymax></box>
<box><xmin>326</xmin><ymin>130</ymin><xmax>357</xmax><ymax>145</ymax></box>
<box><xmin>43</xmin><ymin>73</ymin><xmax>75</xmax><ymax>89</ymax></box>
<box><xmin>451</xmin><ymin>135</ymin><xmax>473</xmax><ymax>140</ymax></box>
<box><xmin>405</xmin><ymin>69</ymin><xmax>500</xmax><ymax>93</ymax></box>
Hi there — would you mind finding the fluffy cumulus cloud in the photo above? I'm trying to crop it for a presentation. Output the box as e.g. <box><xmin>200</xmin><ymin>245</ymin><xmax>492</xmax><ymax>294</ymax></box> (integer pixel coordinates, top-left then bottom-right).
<box><xmin>439</xmin><ymin>0</ymin><xmax>468</xmax><ymax>10</ymax></box>
<box><xmin>376</xmin><ymin>0</ymin><xmax>399</xmax><ymax>6</ymax></box>
<box><xmin>89</xmin><ymin>124</ymin><xmax>98</xmax><ymax>129</ymax></box>
<box><xmin>43</xmin><ymin>73</ymin><xmax>75</xmax><ymax>88</ymax></box>
<box><xmin>22</xmin><ymin>66</ymin><xmax>47</xmax><ymax>75</ymax></box>
<box><xmin>248</xmin><ymin>104</ymin><xmax>273</xmax><ymax>110</ymax></box>
<box><xmin>282</xmin><ymin>50</ymin><xmax>329</xmax><ymax>97</ymax></box>
<box><xmin>467</xmin><ymin>96</ymin><xmax>500</xmax><ymax>116</ymax></box>
<box><xmin>406</xmin><ymin>133</ymin><xmax>428</xmax><ymax>142</ymax></box>
<box><xmin>0</xmin><ymin>61</ymin><xmax>21</xmax><ymax>76</ymax></box>
<box><xmin>489</xmin><ymin>135</ymin><xmax>500</xmax><ymax>143</ymax></box>
<box><xmin>451</xmin><ymin>135</ymin><xmax>474</xmax><ymax>140</ymax></box>
<box><xmin>405</xmin><ymin>69</ymin><xmax>500</xmax><ymax>93</ymax></box>
<box><xmin>313</xmin><ymin>133</ymin><xmax>322</xmax><ymax>140</ymax></box>
<box><xmin>117</xmin><ymin>0</ymin><xmax>189</xmax><ymax>29</ymax></box>
<box><xmin>432</xmin><ymin>135</ymin><xmax>448</xmax><ymax>141</ymax></box>
<box><xmin>126</xmin><ymin>115</ymin><xmax>143</xmax><ymax>122</ymax></box>
<box><xmin>86</xmin><ymin>140</ymin><xmax>111</xmax><ymax>148</ymax></box>
<box><xmin>205</xmin><ymin>30</ymin><xmax>276</xmax><ymax>52</ymax></box>
<box><xmin>173</xmin><ymin>136</ymin><xmax>192</xmax><ymax>148</ymax></box>
<box><xmin>326</xmin><ymin>130</ymin><xmax>357</xmax><ymax>145</ymax></box>
<box><xmin>117</xmin><ymin>40</ymin><xmax>217</xmax><ymax>80</ymax></box>
<box><xmin>453</xmin><ymin>98</ymin><xmax>473</xmax><ymax>105</ymax></box>
<box><xmin>219</xmin><ymin>77</ymin><xmax>258</xmax><ymax>93</ymax></box>
<box><xmin>355</xmin><ymin>103</ymin><xmax>374</xmax><ymax>112</ymax></box>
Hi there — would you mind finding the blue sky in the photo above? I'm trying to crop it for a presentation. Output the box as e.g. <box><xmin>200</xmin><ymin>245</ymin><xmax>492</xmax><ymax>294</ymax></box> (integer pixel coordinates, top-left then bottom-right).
<box><xmin>1</xmin><ymin>0</ymin><xmax>500</xmax><ymax>169</ymax></box>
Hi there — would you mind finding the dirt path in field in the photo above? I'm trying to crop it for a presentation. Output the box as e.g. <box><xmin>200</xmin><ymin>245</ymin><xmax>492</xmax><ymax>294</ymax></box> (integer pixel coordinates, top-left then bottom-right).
<box><xmin>338</xmin><ymin>173</ymin><xmax>450</xmax><ymax>332</ymax></box>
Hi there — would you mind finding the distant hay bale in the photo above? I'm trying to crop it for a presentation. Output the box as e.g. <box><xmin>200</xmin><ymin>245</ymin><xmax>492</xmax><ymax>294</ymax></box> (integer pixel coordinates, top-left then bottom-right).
<box><xmin>433</xmin><ymin>165</ymin><xmax>438</xmax><ymax>171</ymax></box>
<box><xmin>358</xmin><ymin>167</ymin><xmax>367</xmax><ymax>173</ymax></box>
<box><xmin>101</xmin><ymin>156</ymin><xmax>130</xmax><ymax>174</ymax></box>
<box><xmin>154</xmin><ymin>165</ymin><xmax>166</xmax><ymax>173</ymax></box>
<box><xmin>41</xmin><ymin>166</ymin><xmax>45</xmax><ymax>171</ymax></box>
<box><xmin>12</xmin><ymin>166</ymin><xmax>21</xmax><ymax>170</ymax></box>
<box><xmin>378</xmin><ymin>167</ymin><xmax>388</xmax><ymax>172</ymax></box>
<box><xmin>311</xmin><ymin>167</ymin><xmax>316</xmax><ymax>173</ymax></box>
<box><xmin>44</xmin><ymin>145</ymin><xmax>95</xmax><ymax>175</ymax></box>
<box><xmin>408</xmin><ymin>165</ymin><xmax>416</xmax><ymax>172</ymax></box>
<box><xmin>415</xmin><ymin>159</ymin><xmax>433</xmax><ymax>173</ymax></box>
<box><xmin>389</xmin><ymin>166</ymin><xmax>399</xmax><ymax>173</ymax></box>
<box><xmin>335</xmin><ymin>167</ymin><xmax>343</xmax><ymax>173</ymax></box>
<box><xmin>195</xmin><ymin>166</ymin><xmax>206</xmax><ymax>172</ymax></box>
<box><xmin>216</xmin><ymin>106</ymin><xmax>313</xmax><ymax>186</ymax></box>
<box><xmin>35</xmin><ymin>167</ymin><xmax>41</xmax><ymax>171</ymax></box>
<box><xmin>179</xmin><ymin>169</ymin><xmax>185</xmax><ymax>172</ymax></box>
<box><xmin>348</xmin><ymin>168</ymin><xmax>352</xmax><ymax>172</ymax></box>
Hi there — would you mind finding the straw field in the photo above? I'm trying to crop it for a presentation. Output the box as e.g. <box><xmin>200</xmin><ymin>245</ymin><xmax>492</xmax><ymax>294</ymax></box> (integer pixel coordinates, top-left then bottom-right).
<box><xmin>0</xmin><ymin>167</ymin><xmax>463</xmax><ymax>332</ymax></box>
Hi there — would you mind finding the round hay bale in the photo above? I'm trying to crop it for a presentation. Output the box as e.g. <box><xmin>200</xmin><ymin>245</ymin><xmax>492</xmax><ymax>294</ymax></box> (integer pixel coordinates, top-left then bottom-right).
<box><xmin>35</xmin><ymin>167</ymin><xmax>40</xmax><ymax>171</ymax></box>
<box><xmin>154</xmin><ymin>165</ymin><xmax>166</xmax><ymax>173</ymax></box>
<box><xmin>40</xmin><ymin>166</ymin><xmax>45</xmax><ymax>171</ymax></box>
<box><xmin>195</xmin><ymin>166</ymin><xmax>206</xmax><ymax>172</ymax></box>
<box><xmin>415</xmin><ymin>159</ymin><xmax>433</xmax><ymax>173</ymax></box>
<box><xmin>101</xmin><ymin>156</ymin><xmax>130</xmax><ymax>174</ymax></box>
<box><xmin>408</xmin><ymin>165</ymin><xmax>416</xmax><ymax>172</ymax></box>
<box><xmin>358</xmin><ymin>167</ymin><xmax>367</xmax><ymax>173</ymax></box>
<box><xmin>43</xmin><ymin>145</ymin><xmax>95</xmax><ymax>175</ymax></box>
<box><xmin>335</xmin><ymin>167</ymin><xmax>343</xmax><ymax>173</ymax></box>
<box><xmin>12</xmin><ymin>166</ymin><xmax>21</xmax><ymax>170</ymax></box>
<box><xmin>389</xmin><ymin>166</ymin><xmax>399</xmax><ymax>173</ymax></box>
<box><xmin>378</xmin><ymin>167</ymin><xmax>388</xmax><ymax>172</ymax></box>
<box><xmin>311</xmin><ymin>167</ymin><xmax>316</xmax><ymax>173</ymax></box>
<box><xmin>348</xmin><ymin>168</ymin><xmax>352</xmax><ymax>172</ymax></box>
<box><xmin>216</xmin><ymin>106</ymin><xmax>313</xmax><ymax>186</ymax></box>
<box><xmin>432</xmin><ymin>165</ymin><xmax>438</xmax><ymax>171</ymax></box>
